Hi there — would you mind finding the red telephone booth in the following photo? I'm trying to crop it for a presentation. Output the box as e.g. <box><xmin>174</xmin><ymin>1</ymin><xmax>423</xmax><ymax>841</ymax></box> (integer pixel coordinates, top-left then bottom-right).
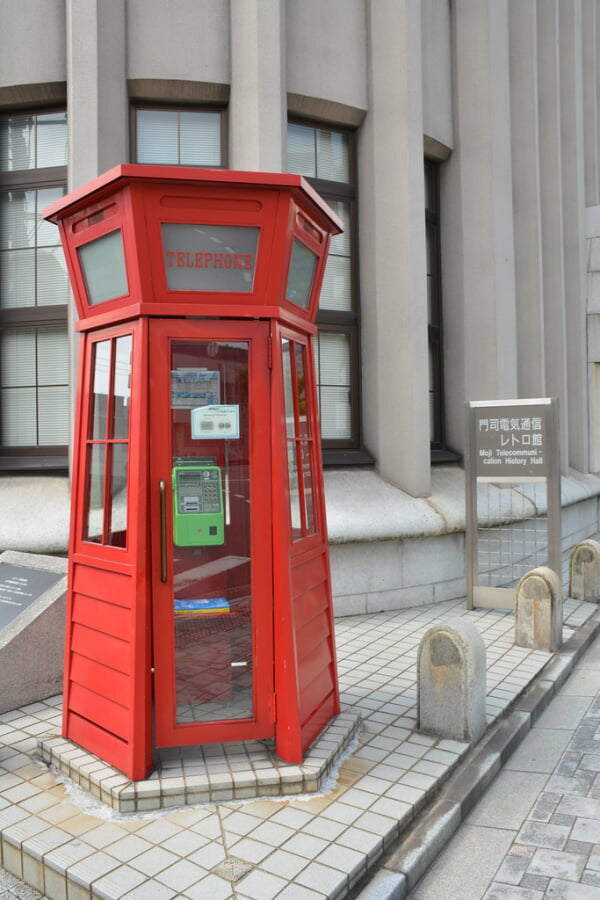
<box><xmin>44</xmin><ymin>166</ymin><xmax>343</xmax><ymax>780</ymax></box>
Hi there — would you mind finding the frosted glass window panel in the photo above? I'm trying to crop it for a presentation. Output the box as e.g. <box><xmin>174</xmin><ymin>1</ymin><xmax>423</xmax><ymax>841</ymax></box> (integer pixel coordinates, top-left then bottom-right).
<box><xmin>136</xmin><ymin>109</ymin><xmax>179</xmax><ymax>164</ymax></box>
<box><xmin>1</xmin><ymin>328</ymin><xmax>36</xmax><ymax>387</ymax></box>
<box><xmin>78</xmin><ymin>230</ymin><xmax>129</xmax><ymax>305</ymax></box>
<box><xmin>316</xmin><ymin>130</ymin><xmax>349</xmax><ymax>182</ymax></box>
<box><xmin>37</xmin><ymin>327</ymin><xmax>69</xmax><ymax>385</ymax></box>
<box><xmin>180</xmin><ymin>111</ymin><xmax>221</xmax><ymax>166</ymax></box>
<box><xmin>0</xmin><ymin>191</ymin><xmax>36</xmax><ymax>250</ymax></box>
<box><xmin>286</xmin><ymin>124</ymin><xmax>316</xmax><ymax>178</ymax></box>
<box><xmin>1</xmin><ymin>249</ymin><xmax>35</xmax><ymax>308</ymax></box>
<box><xmin>1</xmin><ymin>387</ymin><xmax>37</xmax><ymax>445</ymax></box>
<box><xmin>36</xmin><ymin>112</ymin><xmax>68</xmax><ymax>168</ymax></box>
<box><xmin>37</xmin><ymin>187</ymin><xmax>66</xmax><ymax>246</ymax></box>
<box><xmin>319</xmin><ymin>386</ymin><xmax>352</xmax><ymax>441</ymax></box>
<box><xmin>38</xmin><ymin>386</ymin><xmax>69</xmax><ymax>444</ymax></box>
<box><xmin>317</xmin><ymin>331</ymin><xmax>350</xmax><ymax>386</ymax></box>
<box><xmin>0</xmin><ymin>116</ymin><xmax>35</xmax><ymax>171</ymax></box>
<box><xmin>37</xmin><ymin>247</ymin><xmax>69</xmax><ymax>306</ymax></box>
<box><xmin>319</xmin><ymin>255</ymin><xmax>352</xmax><ymax>312</ymax></box>
<box><xmin>285</xmin><ymin>239</ymin><xmax>317</xmax><ymax>309</ymax></box>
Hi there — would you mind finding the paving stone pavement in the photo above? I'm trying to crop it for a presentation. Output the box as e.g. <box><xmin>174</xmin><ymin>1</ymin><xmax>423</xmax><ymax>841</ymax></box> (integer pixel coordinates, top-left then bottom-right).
<box><xmin>406</xmin><ymin>630</ymin><xmax>600</xmax><ymax>899</ymax></box>
<box><xmin>1</xmin><ymin>596</ymin><xmax>598</xmax><ymax>900</ymax></box>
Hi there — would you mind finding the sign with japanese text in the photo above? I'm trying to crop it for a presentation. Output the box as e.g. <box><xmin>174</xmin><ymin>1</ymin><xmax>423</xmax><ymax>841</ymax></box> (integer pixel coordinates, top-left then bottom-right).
<box><xmin>474</xmin><ymin>402</ymin><xmax>549</xmax><ymax>478</ymax></box>
<box><xmin>0</xmin><ymin>563</ymin><xmax>63</xmax><ymax>631</ymax></box>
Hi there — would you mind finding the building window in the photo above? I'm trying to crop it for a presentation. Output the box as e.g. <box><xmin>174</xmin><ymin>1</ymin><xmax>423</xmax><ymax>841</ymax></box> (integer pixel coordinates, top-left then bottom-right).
<box><xmin>133</xmin><ymin>107</ymin><xmax>225</xmax><ymax>167</ymax></box>
<box><xmin>287</xmin><ymin>121</ymin><xmax>365</xmax><ymax>462</ymax></box>
<box><xmin>426</xmin><ymin>159</ymin><xmax>457</xmax><ymax>463</ymax></box>
<box><xmin>0</xmin><ymin>111</ymin><xmax>69</xmax><ymax>470</ymax></box>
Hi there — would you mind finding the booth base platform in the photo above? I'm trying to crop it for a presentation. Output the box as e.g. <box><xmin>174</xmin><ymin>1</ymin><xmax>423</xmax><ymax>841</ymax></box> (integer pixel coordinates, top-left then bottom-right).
<box><xmin>37</xmin><ymin>710</ymin><xmax>362</xmax><ymax>813</ymax></box>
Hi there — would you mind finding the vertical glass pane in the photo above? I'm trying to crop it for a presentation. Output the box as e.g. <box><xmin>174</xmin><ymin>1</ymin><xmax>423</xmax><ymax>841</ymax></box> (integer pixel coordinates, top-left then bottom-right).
<box><xmin>136</xmin><ymin>109</ymin><xmax>179</xmax><ymax>164</ymax></box>
<box><xmin>300</xmin><ymin>441</ymin><xmax>316</xmax><ymax>535</ymax></box>
<box><xmin>1</xmin><ymin>249</ymin><xmax>35</xmax><ymax>309</ymax></box>
<box><xmin>282</xmin><ymin>339</ymin><xmax>295</xmax><ymax>437</ymax></box>
<box><xmin>84</xmin><ymin>444</ymin><xmax>105</xmax><ymax>543</ymax></box>
<box><xmin>90</xmin><ymin>340</ymin><xmax>111</xmax><ymax>440</ymax></box>
<box><xmin>316</xmin><ymin>129</ymin><xmax>349</xmax><ymax>182</ymax></box>
<box><xmin>37</xmin><ymin>187</ymin><xmax>67</xmax><ymax>246</ymax></box>
<box><xmin>180</xmin><ymin>111</ymin><xmax>221</xmax><ymax>166</ymax></box>
<box><xmin>286</xmin><ymin>123</ymin><xmax>316</xmax><ymax>177</ymax></box>
<box><xmin>0</xmin><ymin>116</ymin><xmax>35</xmax><ymax>171</ymax></box>
<box><xmin>327</xmin><ymin>200</ymin><xmax>351</xmax><ymax>255</ymax></box>
<box><xmin>319</xmin><ymin>255</ymin><xmax>352</xmax><ymax>312</ymax></box>
<box><xmin>170</xmin><ymin>340</ymin><xmax>253</xmax><ymax>723</ymax></box>
<box><xmin>37</xmin><ymin>246</ymin><xmax>69</xmax><ymax>306</ymax></box>
<box><xmin>1</xmin><ymin>387</ymin><xmax>36</xmax><ymax>445</ymax></box>
<box><xmin>112</xmin><ymin>335</ymin><xmax>132</xmax><ymax>440</ymax></box>
<box><xmin>287</xmin><ymin>441</ymin><xmax>302</xmax><ymax>538</ymax></box>
<box><xmin>0</xmin><ymin>328</ymin><xmax>35</xmax><ymax>387</ymax></box>
<box><xmin>318</xmin><ymin>331</ymin><xmax>350</xmax><ymax>386</ymax></box>
<box><xmin>319</xmin><ymin>385</ymin><xmax>352</xmax><ymax>441</ymax></box>
<box><xmin>38</xmin><ymin>385</ymin><xmax>69</xmax><ymax>444</ymax></box>
<box><xmin>36</xmin><ymin>112</ymin><xmax>68</xmax><ymax>168</ymax></box>
<box><xmin>316</xmin><ymin>332</ymin><xmax>352</xmax><ymax>440</ymax></box>
<box><xmin>294</xmin><ymin>343</ymin><xmax>309</xmax><ymax>437</ymax></box>
<box><xmin>38</xmin><ymin>327</ymin><xmax>69</xmax><ymax>385</ymax></box>
<box><xmin>0</xmin><ymin>190</ymin><xmax>36</xmax><ymax>250</ymax></box>
<box><xmin>108</xmin><ymin>444</ymin><xmax>128</xmax><ymax>547</ymax></box>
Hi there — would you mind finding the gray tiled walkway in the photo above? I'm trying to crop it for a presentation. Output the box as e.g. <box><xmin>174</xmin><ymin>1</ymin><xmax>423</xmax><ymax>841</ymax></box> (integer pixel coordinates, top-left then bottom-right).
<box><xmin>0</xmin><ymin>596</ymin><xmax>596</xmax><ymax>900</ymax></box>
<box><xmin>407</xmin><ymin>629</ymin><xmax>600</xmax><ymax>898</ymax></box>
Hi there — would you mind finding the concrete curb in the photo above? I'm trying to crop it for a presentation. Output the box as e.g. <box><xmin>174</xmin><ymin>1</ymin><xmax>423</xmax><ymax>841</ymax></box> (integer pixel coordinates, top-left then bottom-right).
<box><xmin>352</xmin><ymin>608</ymin><xmax>600</xmax><ymax>899</ymax></box>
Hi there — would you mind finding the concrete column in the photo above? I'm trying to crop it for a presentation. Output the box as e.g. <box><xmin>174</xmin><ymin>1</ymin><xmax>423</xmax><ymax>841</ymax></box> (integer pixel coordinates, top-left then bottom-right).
<box><xmin>582</xmin><ymin>0</ymin><xmax>600</xmax><ymax>207</ymax></box>
<box><xmin>537</xmin><ymin>1</ymin><xmax>569</xmax><ymax>471</ymax></box>
<box><xmin>229</xmin><ymin>0</ymin><xmax>286</xmax><ymax>172</ymax></box>
<box><xmin>442</xmin><ymin>0</ymin><xmax>518</xmax><ymax>453</ymax></box>
<box><xmin>65</xmin><ymin>0</ymin><xmax>128</xmax><ymax>190</ymax></box>
<box><xmin>508</xmin><ymin>1</ymin><xmax>545</xmax><ymax>399</ymax></box>
<box><xmin>359</xmin><ymin>0</ymin><xmax>430</xmax><ymax>496</ymax></box>
<box><xmin>560</xmin><ymin>0</ymin><xmax>588</xmax><ymax>473</ymax></box>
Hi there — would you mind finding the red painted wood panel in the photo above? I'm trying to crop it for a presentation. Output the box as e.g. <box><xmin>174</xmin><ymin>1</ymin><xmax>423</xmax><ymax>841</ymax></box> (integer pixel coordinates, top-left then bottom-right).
<box><xmin>71</xmin><ymin>564</ymin><xmax>133</xmax><ymax>608</ymax></box>
<box><xmin>69</xmin><ymin>682</ymin><xmax>129</xmax><ymax>739</ymax></box>
<box><xmin>69</xmin><ymin>653</ymin><xmax>129</xmax><ymax>703</ymax></box>
<box><xmin>70</xmin><ymin>622</ymin><xmax>131</xmax><ymax>674</ymax></box>
<box><xmin>71</xmin><ymin>593</ymin><xmax>131</xmax><ymax>640</ymax></box>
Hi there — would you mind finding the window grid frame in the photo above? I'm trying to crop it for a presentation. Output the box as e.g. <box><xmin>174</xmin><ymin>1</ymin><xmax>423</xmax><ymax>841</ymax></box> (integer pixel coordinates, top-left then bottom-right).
<box><xmin>131</xmin><ymin>104</ymin><xmax>228</xmax><ymax>169</ymax></box>
<box><xmin>0</xmin><ymin>108</ymin><xmax>69</xmax><ymax>471</ymax></box>
<box><xmin>287</xmin><ymin>118</ymin><xmax>367</xmax><ymax>462</ymax></box>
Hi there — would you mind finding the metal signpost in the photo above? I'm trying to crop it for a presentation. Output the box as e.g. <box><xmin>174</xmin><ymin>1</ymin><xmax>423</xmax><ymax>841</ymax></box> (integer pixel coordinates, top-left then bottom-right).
<box><xmin>466</xmin><ymin>398</ymin><xmax>561</xmax><ymax>610</ymax></box>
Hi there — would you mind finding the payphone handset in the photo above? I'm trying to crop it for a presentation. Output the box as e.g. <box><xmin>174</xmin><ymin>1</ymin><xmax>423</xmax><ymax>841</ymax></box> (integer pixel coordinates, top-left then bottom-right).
<box><xmin>172</xmin><ymin>465</ymin><xmax>225</xmax><ymax>547</ymax></box>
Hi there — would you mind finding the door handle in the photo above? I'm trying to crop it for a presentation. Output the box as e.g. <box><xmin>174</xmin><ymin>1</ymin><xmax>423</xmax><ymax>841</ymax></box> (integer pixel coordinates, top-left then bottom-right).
<box><xmin>159</xmin><ymin>479</ymin><xmax>168</xmax><ymax>583</ymax></box>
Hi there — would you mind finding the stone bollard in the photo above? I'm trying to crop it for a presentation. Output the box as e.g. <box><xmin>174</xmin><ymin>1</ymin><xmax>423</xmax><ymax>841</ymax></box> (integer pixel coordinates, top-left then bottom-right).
<box><xmin>569</xmin><ymin>539</ymin><xmax>600</xmax><ymax>602</ymax></box>
<box><xmin>515</xmin><ymin>566</ymin><xmax>562</xmax><ymax>652</ymax></box>
<box><xmin>417</xmin><ymin>619</ymin><xmax>486</xmax><ymax>744</ymax></box>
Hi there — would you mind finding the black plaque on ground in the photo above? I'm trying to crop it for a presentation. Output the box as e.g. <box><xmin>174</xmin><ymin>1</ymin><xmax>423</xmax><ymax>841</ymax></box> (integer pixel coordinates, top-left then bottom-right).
<box><xmin>0</xmin><ymin>563</ymin><xmax>64</xmax><ymax>631</ymax></box>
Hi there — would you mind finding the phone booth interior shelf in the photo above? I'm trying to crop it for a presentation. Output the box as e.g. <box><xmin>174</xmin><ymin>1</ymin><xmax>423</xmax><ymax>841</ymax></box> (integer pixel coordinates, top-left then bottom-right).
<box><xmin>43</xmin><ymin>165</ymin><xmax>343</xmax><ymax>781</ymax></box>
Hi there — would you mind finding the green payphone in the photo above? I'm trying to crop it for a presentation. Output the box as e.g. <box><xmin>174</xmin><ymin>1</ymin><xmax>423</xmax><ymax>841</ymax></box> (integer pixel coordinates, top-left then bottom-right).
<box><xmin>172</xmin><ymin>464</ymin><xmax>224</xmax><ymax>546</ymax></box>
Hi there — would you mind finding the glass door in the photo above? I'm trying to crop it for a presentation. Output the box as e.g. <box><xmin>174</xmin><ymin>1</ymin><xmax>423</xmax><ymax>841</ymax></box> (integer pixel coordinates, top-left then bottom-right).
<box><xmin>150</xmin><ymin>319</ymin><xmax>273</xmax><ymax>747</ymax></box>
